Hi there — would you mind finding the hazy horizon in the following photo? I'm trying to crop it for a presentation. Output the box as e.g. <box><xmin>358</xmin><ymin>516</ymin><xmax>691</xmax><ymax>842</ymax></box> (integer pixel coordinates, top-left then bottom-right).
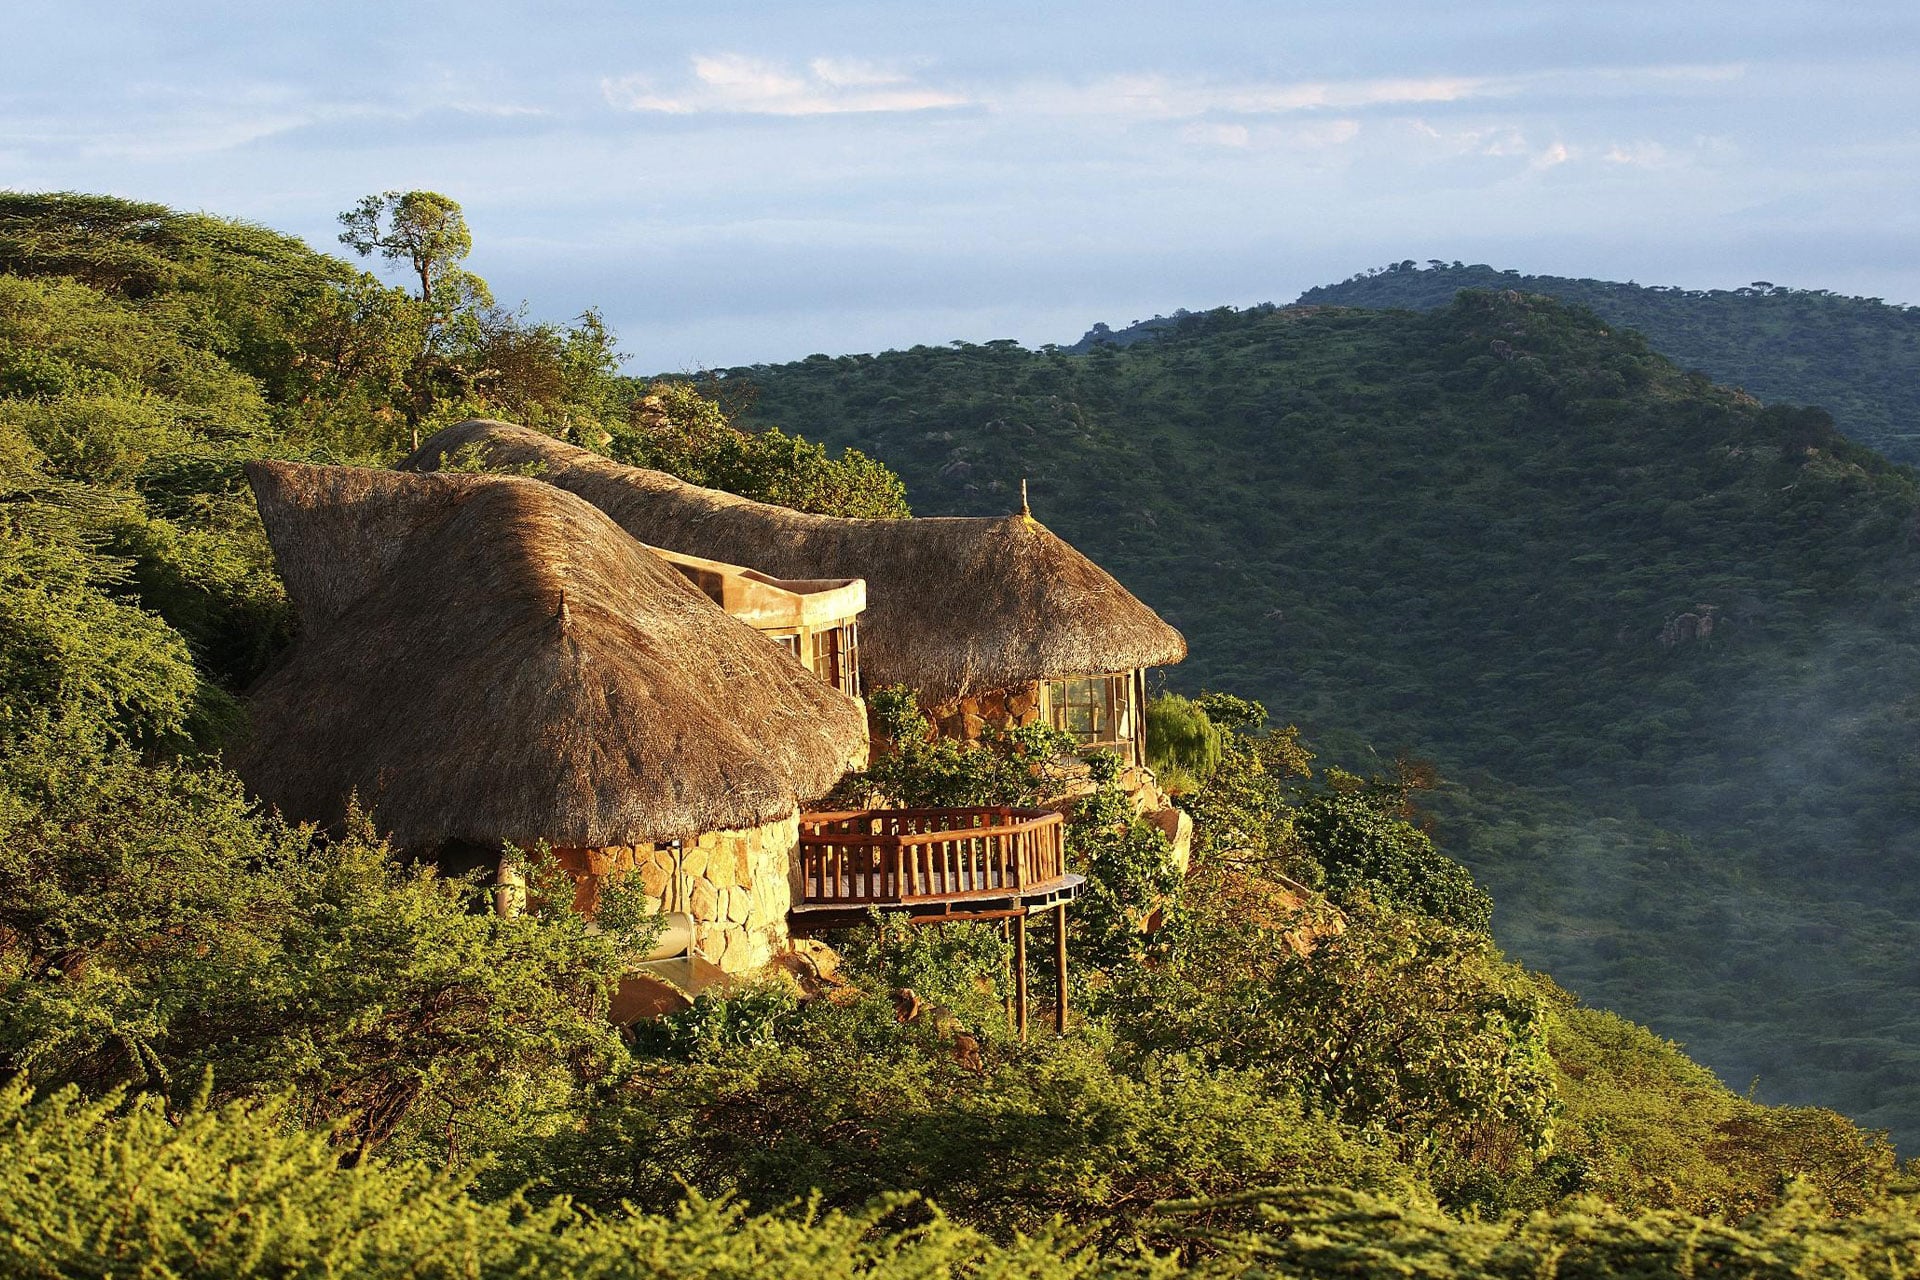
<box><xmin>8</xmin><ymin>1</ymin><xmax>1917</xmax><ymax>369</ymax></box>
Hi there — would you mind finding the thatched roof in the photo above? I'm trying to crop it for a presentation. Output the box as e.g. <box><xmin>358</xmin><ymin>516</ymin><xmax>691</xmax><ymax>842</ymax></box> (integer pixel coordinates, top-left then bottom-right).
<box><xmin>403</xmin><ymin>421</ymin><xmax>1187</xmax><ymax>707</ymax></box>
<box><xmin>236</xmin><ymin>462</ymin><xmax>868</xmax><ymax>850</ymax></box>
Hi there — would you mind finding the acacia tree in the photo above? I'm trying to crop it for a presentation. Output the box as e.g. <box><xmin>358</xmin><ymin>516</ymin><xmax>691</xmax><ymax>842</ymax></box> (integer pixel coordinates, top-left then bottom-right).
<box><xmin>337</xmin><ymin>191</ymin><xmax>493</xmax><ymax>446</ymax></box>
<box><xmin>337</xmin><ymin>190</ymin><xmax>481</xmax><ymax>307</ymax></box>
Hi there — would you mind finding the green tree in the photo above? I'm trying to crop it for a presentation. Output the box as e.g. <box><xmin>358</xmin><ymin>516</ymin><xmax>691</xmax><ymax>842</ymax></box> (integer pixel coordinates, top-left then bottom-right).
<box><xmin>1145</xmin><ymin>691</ymin><xmax>1224</xmax><ymax>792</ymax></box>
<box><xmin>338</xmin><ymin>191</ymin><xmax>493</xmax><ymax>446</ymax></box>
<box><xmin>608</xmin><ymin>381</ymin><xmax>910</xmax><ymax>518</ymax></box>
<box><xmin>1293</xmin><ymin>768</ymin><xmax>1493</xmax><ymax>932</ymax></box>
<box><xmin>337</xmin><ymin>190</ymin><xmax>483</xmax><ymax>308</ymax></box>
<box><xmin>1105</xmin><ymin>882</ymin><xmax>1555</xmax><ymax>1194</ymax></box>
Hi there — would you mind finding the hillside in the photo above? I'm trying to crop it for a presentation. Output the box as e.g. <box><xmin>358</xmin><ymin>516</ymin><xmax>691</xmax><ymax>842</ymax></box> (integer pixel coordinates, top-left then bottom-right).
<box><xmin>720</xmin><ymin>298</ymin><xmax>1920</xmax><ymax>1144</ymax></box>
<box><xmin>9</xmin><ymin>194</ymin><xmax>1920</xmax><ymax>1273</ymax></box>
<box><xmin>1084</xmin><ymin>267</ymin><xmax>1920</xmax><ymax>465</ymax></box>
<box><xmin>1298</xmin><ymin>263</ymin><xmax>1920</xmax><ymax>465</ymax></box>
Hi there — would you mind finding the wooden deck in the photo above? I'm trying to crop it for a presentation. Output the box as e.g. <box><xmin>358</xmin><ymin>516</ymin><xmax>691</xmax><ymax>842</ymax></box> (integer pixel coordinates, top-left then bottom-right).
<box><xmin>789</xmin><ymin>806</ymin><xmax>1081</xmax><ymax>932</ymax></box>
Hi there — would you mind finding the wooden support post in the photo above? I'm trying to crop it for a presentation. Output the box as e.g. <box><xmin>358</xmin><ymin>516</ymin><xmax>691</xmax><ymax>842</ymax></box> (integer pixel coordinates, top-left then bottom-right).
<box><xmin>1014</xmin><ymin>912</ymin><xmax>1029</xmax><ymax>1042</ymax></box>
<box><xmin>1001</xmin><ymin>918</ymin><xmax>1014</xmax><ymax>1031</ymax></box>
<box><xmin>1053</xmin><ymin>902</ymin><xmax>1069</xmax><ymax>1036</ymax></box>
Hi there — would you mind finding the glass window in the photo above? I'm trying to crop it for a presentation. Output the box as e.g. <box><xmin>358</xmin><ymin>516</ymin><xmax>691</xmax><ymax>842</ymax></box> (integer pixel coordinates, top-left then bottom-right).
<box><xmin>840</xmin><ymin>620</ymin><xmax>860</xmax><ymax>696</ymax></box>
<box><xmin>1046</xmin><ymin>674</ymin><xmax>1123</xmax><ymax>744</ymax></box>
<box><xmin>811</xmin><ymin>626</ymin><xmax>841</xmax><ymax>690</ymax></box>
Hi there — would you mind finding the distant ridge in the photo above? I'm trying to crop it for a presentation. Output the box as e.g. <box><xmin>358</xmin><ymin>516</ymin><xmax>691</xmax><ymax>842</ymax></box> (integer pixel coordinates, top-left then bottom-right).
<box><xmin>1067</xmin><ymin>305</ymin><xmax>1274</xmax><ymax>353</ymax></box>
<box><xmin>1071</xmin><ymin>263</ymin><xmax>1920</xmax><ymax>465</ymax></box>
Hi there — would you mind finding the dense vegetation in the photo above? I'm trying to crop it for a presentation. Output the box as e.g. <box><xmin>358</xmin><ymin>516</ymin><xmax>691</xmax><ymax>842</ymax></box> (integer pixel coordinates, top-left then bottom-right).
<box><xmin>1083</xmin><ymin>262</ymin><xmax>1920</xmax><ymax>465</ymax></box>
<box><xmin>5</xmin><ymin>191</ymin><xmax>1920</xmax><ymax>1276</ymax></box>
<box><xmin>1297</xmin><ymin>260</ymin><xmax>1920</xmax><ymax>465</ymax></box>
<box><xmin>723</xmin><ymin>297</ymin><xmax>1920</xmax><ymax>1145</ymax></box>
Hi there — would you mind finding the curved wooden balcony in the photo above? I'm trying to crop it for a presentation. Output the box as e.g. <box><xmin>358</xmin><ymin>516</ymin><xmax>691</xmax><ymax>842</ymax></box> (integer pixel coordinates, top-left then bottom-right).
<box><xmin>789</xmin><ymin>806</ymin><xmax>1082</xmax><ymax>932</ymax></box>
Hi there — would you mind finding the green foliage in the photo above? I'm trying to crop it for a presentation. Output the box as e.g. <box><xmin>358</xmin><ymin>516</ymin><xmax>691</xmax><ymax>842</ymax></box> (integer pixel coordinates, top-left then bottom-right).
<box><xmin>1145</xmin><ymin>692</ymin><xmax>1223</xmax><ymax>792</ymax></box>
<box><xmin>1165</xmin><ymin>1181</ymin><xmax>1920</xmax><ymax>1279</ymax></box>
<box><xmin>629</xmin><ymin>982</ymin><xmax>811</xmax><ymax>1061</ymax></box>
<box><xmin>0</xmin><ymin>516</ymin><xmax>199</xmax><ymax>746</ymax></box>
<box><xmin>1105</xmin><ymin>883</ymin><xmax>1555</xmax><ymax>1197</ymax></box>
<box><xmin>503</xmin><ymin>992</ymin><xmax>1401</xmax><ymax>1244</ymax></box>
<box><xmin>338</xmin><ymin>190</ymin><xmax>482</xmax><ymax>307</ymax></box>
<box><xmin>1300</xmin><ymin>259</ymin><xmax>1920</xmax><ymax>467</ymax></box>
<box><xmin>832</xmin><ymin>684</ymin><xmax>1081</xmax><ymax>809</ymax></box>
<box><xmin>1173</xmin><ymin>696</ymin><xmax>1313</xmax><ymax>879</ymax></box>
<box><xmin>1066</xmin><ymin>750</ymin><xmax>1184</xmax><ymax>971</ymax></box>
<box><xmin>834</xmin><ymin>910</ymin><xmax>1014</xmax><ymax>1033</ymax></box>
<box><xmin>1543</xmin><ymin>993</ymin><xmax>1897</xmax><ymax>1218</ymax></box>
<box><xmin>0</xmin><ymin>726</ymin><xmax>631</xmax><ymax>1163</ymax></box>
<box><xmin>0</xmin><ymin>1079</ymin><xmax>1105</xmax><ymax>1280</ymax></box>
<box><xmin>609</xmin><ymin>380</ymin><xmax>911</xmax><ymax>518</ymax></box>
<box><xmin>1292</xmin><ymin>769</ymin><xmax>1492</xmax><ymax>932</ymax></box>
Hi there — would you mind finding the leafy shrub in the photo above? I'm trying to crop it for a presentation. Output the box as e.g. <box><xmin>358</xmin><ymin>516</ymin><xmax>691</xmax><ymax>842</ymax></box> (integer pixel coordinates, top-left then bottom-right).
<box><xmin>0</xmin><ymin>1078</ymin><xmax>1098</xmax><ymax>1280</ymax></box>
<box><xmin>0</xmin><ymin>727</ymin><xmax>632</xmax><ymax>1164</ymax></box>
<box><xmin>503</xmin><ymin>995</ymin><xmax>1403</xmax><ymax>1242</ymax></box>
<box><xmin>1173</xmin><ymin>697</ymin><xmax>1314</xmax><ymax>879</ymax></box>
<box><xmin>1104</xmin><ymin>877</ymin><xmax>1554</xmax><ymax>1196</ymax></box>
<box><xmin>1163</xmin><ymin>1182</ymin><xmax>1920</xmax><ymax>1279</ymax></box>
<box><xmin>1543</xmin><ymin>992</ymin><xmax>1896</xmax><ymax>1218</ymax></box>
<box><xmin>1145</xmin><ymin>692</ymin><xmax>1223</xmax><ymax>792</ymax></box>
<box><xmin>1291</xmin><ymin>768</ymin><xmax>1492</xmax><ymax>932</ymax></box>
<box><xmin>829</xmin><ymin>684</ymin><xmax>1081</xmax><ymax>810</ymax></box>
<box><xmin>609</xmin><ymin>380</ymin><xmax>911</xmax><ymax>518</ymax></box>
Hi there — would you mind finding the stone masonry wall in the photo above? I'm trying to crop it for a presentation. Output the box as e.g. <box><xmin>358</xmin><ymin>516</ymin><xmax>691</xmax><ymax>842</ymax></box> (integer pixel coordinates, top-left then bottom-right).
<box><xmin>930</xmin><ymin>681</ymin><xmax>1043</xmax><ymax>744</ymax></box>
<box><xmin>553</xmin><ymin>814</ymin><xmax>799</xmax><ymax>974</ymax></box>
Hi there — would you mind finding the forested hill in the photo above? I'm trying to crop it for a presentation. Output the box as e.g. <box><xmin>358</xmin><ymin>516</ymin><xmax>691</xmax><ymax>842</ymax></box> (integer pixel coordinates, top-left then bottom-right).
<box><xmin>1290</xmin><ymin>262</ymin><xmax>1920</xmax><ymax>466</ymax></box>
<box><xmin>721</xmin><ymin>298</ymin><xmax>1920</xmax><ymax>1143</ymax></box>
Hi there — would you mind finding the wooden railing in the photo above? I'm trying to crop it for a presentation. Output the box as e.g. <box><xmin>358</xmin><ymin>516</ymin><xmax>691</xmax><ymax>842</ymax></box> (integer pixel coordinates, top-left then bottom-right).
<box><xmin>797</xmin><ymin>807</ymin><xmax>1067</xmax><ymax>906</ymax></box>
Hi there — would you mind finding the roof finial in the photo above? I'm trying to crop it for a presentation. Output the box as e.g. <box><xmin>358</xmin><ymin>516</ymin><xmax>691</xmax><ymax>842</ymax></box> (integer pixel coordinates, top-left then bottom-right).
<box><xmin>1020</xmin><ymin>478</ymin><xmax>1031</xmax><ymax>519</ymax></box>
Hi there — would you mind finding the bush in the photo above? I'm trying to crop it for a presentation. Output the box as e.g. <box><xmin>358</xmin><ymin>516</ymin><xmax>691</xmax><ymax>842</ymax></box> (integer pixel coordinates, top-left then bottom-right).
<box><xmin>1104</xmin><ymin>878</ymin><xmax>1554</xmax><ymax>1196</ymax></box>
<box><xmin>0</xmin><ymin>728</ymin><xmax>634</xmax><ymax>1164</ymax></box>
<box><xmin>1291</xmin><ymin>769</ymin><xmax>1493</xmax><ymax>932</ymax></box>
<box><xmin>609</xmin><ymin>380</ymin><xmax>911</xmax><ymax>518</ymax></box>
<box><xmin>0</xmin><ymin>1077</ymin><xmax>1101</xmax><ymax>1280</ymax></box>
<box><xmin>1163</xmin><ymin>1182</ymin><xmax>1920</xmax><ymax>1279</ymax></box>
<box><xmin>1145</xmin><ymin>693</ymin><xmax>1223</xmax><ymax>792</ymax></box>
<box><xmin>502</xmin><ymin>995</ymin><xmax>1403</xmax><ymax>1242</ymax></box>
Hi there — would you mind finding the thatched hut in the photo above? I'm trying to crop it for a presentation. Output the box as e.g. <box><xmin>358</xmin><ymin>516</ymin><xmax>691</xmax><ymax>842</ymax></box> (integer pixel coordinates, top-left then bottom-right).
<box><xmin>236</xmin><ymin>461</ymin><xmax>869</xmax><ymax>974</ymax></box>
<box><xmin>404</xmin><ymin>421</ymin><xmax>1187</xmax><ymax>765</ymax></box>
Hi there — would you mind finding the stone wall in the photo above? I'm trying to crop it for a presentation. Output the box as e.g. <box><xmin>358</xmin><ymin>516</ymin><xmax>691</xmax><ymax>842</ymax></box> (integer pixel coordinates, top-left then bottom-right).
<box><xmin>551</xmin><ymin>814</ymin><xmax>799</xmax><ymax>974</ymax></box>
<box><xmin>929</xmin><ymin>681</ymin><xmax>1043</xmax><ymax>744</ymax></box>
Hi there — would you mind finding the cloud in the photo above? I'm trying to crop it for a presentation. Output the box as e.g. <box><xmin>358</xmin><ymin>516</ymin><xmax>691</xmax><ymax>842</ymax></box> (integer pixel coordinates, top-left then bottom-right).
<box><xmin>1604</xmin><ymin>140</ymin><xmax>1673</xmax><ymax>167</ymax></box>
<box><xmin>1408</xmin><ymin>119</ymin><xmax>1531</xmax><ymax>158</ymax></box>
<box><xmin>1002</xmin><ymin>72</ymin><xmax>1494</xmax><ymax>122</ymax></box>
<box><xmin>1222</xmin><ymin>74</ymin><xmax>1487</xmax><ymax>113</ymax></box>
<box><xmin>597</xmin><ymin>56</ymin><xmax>1752</xmax><ymax>136</ymax></box>
<box><xmin>1533</xmin><ymin>140</ymin><xmax>1572</xmax><ymax>169</ymax></box>
<box><xmin>602</xmin><ymin>54</ymin><xmax>968</xmax><ymax>117</ymax></box>
<box><xmin>1182</xmin><ymin>122</ymin><xmax>1251</xmax><ymax>148</ymax></box>
<box><xmin>997</xmin><ymin>61</ymin><xmax>1749</xmax><ymax>125</ymax></box>
<box><xmin>808</xmin><ymin>57</ymin><xmax>910</xmax><ymax>89</ymax></box>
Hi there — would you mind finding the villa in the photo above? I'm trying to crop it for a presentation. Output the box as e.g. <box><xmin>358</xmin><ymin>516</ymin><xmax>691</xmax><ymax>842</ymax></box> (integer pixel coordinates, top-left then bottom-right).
<box><xmin>238</xmin><ymin>431</ymin><xmax>1185</xmax><ymax>1027</ymax></box>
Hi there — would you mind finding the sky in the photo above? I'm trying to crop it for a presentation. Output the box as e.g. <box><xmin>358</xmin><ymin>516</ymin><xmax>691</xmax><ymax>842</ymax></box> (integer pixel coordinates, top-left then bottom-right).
<box><xmin>6</xmin><ymin>1</ymin><xmax>1918</xmax><ymax>370</ymax></box>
